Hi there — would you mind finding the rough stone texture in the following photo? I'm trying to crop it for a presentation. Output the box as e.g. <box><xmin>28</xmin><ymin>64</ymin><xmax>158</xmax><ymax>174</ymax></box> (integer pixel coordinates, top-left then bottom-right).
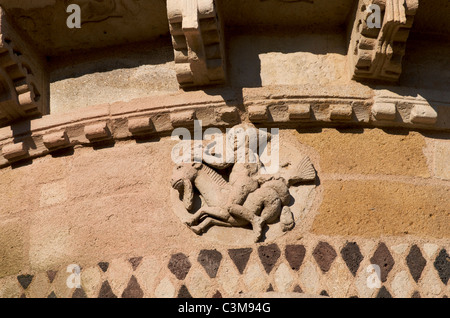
<box><xmin>284</xmin><ymin>245</ymin><xmax>306</xmax><ymax>272</ymax></box>
<box><xmin>275</xmin><ymin>263</ymin><xmax>294</xmax><ymax>292</ymax></box>
<box><xmin>370</xmin><ymin>243</ymin><xmax>395</xmax><ymax>283</ymax></box>
<box><xmin>228</xmin><ymin>248</ymin><xmax>253</xmax><ymax>275</ymax></box>
<box><xmin>340</xmin><ymin>242</ymin><xmax>364</xmax><ymax>277</ymax></box>
<box><xmin>72</xmin><ymin>288</ymin><xmax>87</xmax><ymax>298</ymax></box>
<box><xmin>312</xmin><ymin>242</ymin><xmax>337</xmax><ymax>273</ymax></box>
<box><xmin>433</xmin><ymin>249</ymin><xmax>450</xmax><ymax>285</ymax></box>
<box><xmin>98</xmin><ymin>281</ymin><xmax>117</xmax><ymax>298</ymax></box>
<box><xmin>121</xmin><ymin>276</ymin><xmax>144</xmax><ymax>298</ymax></box>
<box><xmin>128</xmin><ymin>257</ymin><xmax>143</xmax><ymax>271</ymax></box>
<box><xmin>197</xmin><ymin>250</ymin><xmax>222</xmax><ymax>279</ymax></box>
<box><xmin>177</xmin><ymin>285</ymin><xmax>192</xmax><ymax>298</ymax></box>
<box><xmin>0</xmin><ymin>219</ymin><xmax>26</xmax><ymax>278</ymax></box>
<box><xmin>376</xmin><ymin>286</ymin><xmax>393</xmax><ymax>299</ymax></box>
<box><xmin>299</xmin><ymin>262</ymin><xmax>320</xmax><ymax>295</ymax></box>
<box><xmin>258</xmin><ymin>244</ymin><xmax>281</xmax><ymax>274</ymax></box>
<box><xmin>168</xmin><ymin>253</ymin><xmax>192</xmax><ymax>281</ymax></box>
<box><xmin>0</xmin><ymin>1</ymin><xmax>448</xmax><ymax>299</ymax></box>
<box><xmin>434</xmin><ymin>141</ymin><xmax>450</xmax><ymax>180</ymax></box>
<box><xmin>391</xmin><ymin>271</ymin><xmax>413</xmax><ymax>298</ymax></box>
<box><xmin>98</xmin><ymin>262</ymin><xmax>109</xmax><ymax>273</ymax></box>
<box><xmin>244</xmin><ymin>263</ymin><xmax>268</xmax><ymax>293</ymax></box>
<box><xmin>406</xmin><ymin>245</ymin><xmax>427</xmax><ymax>283</ymax></box>
<box><xmin>297</xmin><ymin>128</ymin><xmax>431</xmax><ymax>177</ymax></box>
<box><xmin>312</xmin><ymin>180</ymin><xmax>450</xmax><ymax>238</ymax></box>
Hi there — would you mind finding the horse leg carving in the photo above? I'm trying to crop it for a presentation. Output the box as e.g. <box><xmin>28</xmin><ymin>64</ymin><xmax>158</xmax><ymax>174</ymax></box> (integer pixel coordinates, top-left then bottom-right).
<box><xmin>191</xmin><ymin>217</ymin><xmax>233</xmax><ymax>234</ymax></box>
<box><xmin>186</xmin><ymin>206</ymin><xmax>230</xmax><ymax>226</ymax></box>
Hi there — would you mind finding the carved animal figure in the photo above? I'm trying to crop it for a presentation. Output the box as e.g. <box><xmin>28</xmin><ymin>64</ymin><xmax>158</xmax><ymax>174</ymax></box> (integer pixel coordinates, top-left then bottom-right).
<box><xmin>171</xmin><ymin>156</ymin><xmax>315</xmax><ymax>242</ymax></box>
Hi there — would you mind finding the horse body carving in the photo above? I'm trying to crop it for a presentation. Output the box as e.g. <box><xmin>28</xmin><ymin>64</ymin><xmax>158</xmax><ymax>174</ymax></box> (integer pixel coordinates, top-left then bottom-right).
<box><xmin>171</xmin><ymin>156</ymin><xmax>316</xmax><ymax>242</ymax></box>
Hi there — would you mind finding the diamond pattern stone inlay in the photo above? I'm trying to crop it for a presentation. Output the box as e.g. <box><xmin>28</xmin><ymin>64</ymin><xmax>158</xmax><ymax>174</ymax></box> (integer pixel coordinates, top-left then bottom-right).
<box><xmin>121</xmin><ymin>276</ymin><xmax>144</xmax><ymax>298</ymax></box>
<box><xmin>406</xmin><ymin>245</ymin><xmax>426</xmax><ymax>283</ymax></box>
<box><xmin>17</xmin><ymin>275</ymin><xmax>33</xmax><ymax>290</ymax></box>
<box><xmin>434</xmin><ymin>249</ymin><xmax>450</xmax><ymax>285</ymax></box>
<box><xmin>376</xmin><ymin>286</ymin><xmax>392</xmax><ymax>298</ymax></box>
<box><xmin>98</xmin><ymin>262</ymin><xmax>109</xmax><ymax>273</ymax></box>
<box><xmin>72</xmin><ymin>288</ymin><xmax>87</xmax><ymax>298</ymax></box>
<box><xmin>177</xmin><ymin>285</ymin><xmax>192</xmax><ymax>298</ymax></box>
<box><xmin>370</xmin><ymin>243</ymin><xmax>395</xmax><ymax>283</ymax></box>
<box><xmin>7</xmin><ymin>240</ymin><xmax>448</xmax><ymax>298</ymax></box>
<box><xmin>228</xmin><ymin>248</ymin><xmax>253</xmax><ymax>274</ymax></box>
<box><xmin>198</xmin><ymin>250</ymin><xmax>223</xmax><ymax>279</ymax></box>
<box><xmin>168</xmin><ymin>253</ymin><xmax>192</xmax><ymax>280</ymax></box>
<box><xmin>98</xmin><ymin>281</ymin><xmax>117</xmax><ymax>298</ymax></box>
<box><xmin>313</xmin><ymin>242</ymin><xmax>337</xmax><ymax>273</ymax></box>
<box><xmin>129</xmin><ymin>257</ymin><xmax>143</xmax><ymax>271</ymax></box>
<box><xmin>258</xmin><ymin>244</ymin><xmax>281</xmax><ymax>274</ymax></box>
<box><xmin>285</xmin><ymin>245</ymin><xmax>306</xmax><ymax>271</ymax></box>
<box><xmin>46</xmin><ymin>270</ymin><xmax>57</xmax><ymax>284</ymax></box>
<box><xmin>341</xmin><ymin>242</ymin><xmax>364</xmax><ymax>277</ymax></box>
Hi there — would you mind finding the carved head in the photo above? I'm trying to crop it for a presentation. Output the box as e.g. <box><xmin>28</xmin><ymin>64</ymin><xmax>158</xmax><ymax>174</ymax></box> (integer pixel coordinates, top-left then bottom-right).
<box><xmin>170</xmin><ymin>162</ymin><xmax>202</xmax><ymax>212</ymax></box>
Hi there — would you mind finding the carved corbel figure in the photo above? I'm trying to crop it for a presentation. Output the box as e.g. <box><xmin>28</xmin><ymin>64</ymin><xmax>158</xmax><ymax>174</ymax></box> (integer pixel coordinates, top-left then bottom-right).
<box><xmin>348</xmin><ymin>0</ymin><xmax>419</xmax><ymax>82</ymax></box>
<box><xmin>0</xmin><ymin>7</ymin><xmax>49</xmax><ymax>127</ymax></box>
<box><xmin>167</xmin><ymin>0</ymin><xmax>226</xmax><ymax>88</ymax></box>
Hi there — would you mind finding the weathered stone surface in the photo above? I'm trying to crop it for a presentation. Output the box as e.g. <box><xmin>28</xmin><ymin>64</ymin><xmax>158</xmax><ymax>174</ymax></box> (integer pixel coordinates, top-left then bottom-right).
<box><xmin>258</xmin><ymin>244</ymin><xmax>281</xmax><ymax>274</ymax></box>
<box><xmin>43</xmin><ymin>131</ymin><xmax>70</xmax><ymax>150</ymax></box>
<box><xmin>313</xmin><ymin>242</ymin><xmax>337</xmax><ymax>273</ymax></box>
<box><xmin>98</xmin><ymin>262</ymin><xmax>109</xmax><ymax>273</ymax></box>
<box><xmin>98</xmin><ymin>281</ymin><xmax>117</xmax><ymax>298</ymax></box>
<box><xmin>121</xmin><ymin>276</ymin><xmax>144</xmax><ymax>298</ymax></box>
<box><xmin>0</xmin><ymin>7</ymin><xmax>49</xmax><ymax>128</ymax></box>
<box><xmin>129</xmin><ymin>257</ymin><xmax>143</xmax><ymax>271</ymax></box>
<box><xmin>434</xmin><ymin>249</ymin><xmax>450</xmax><ymax>285</ymax></box>
<box><xmin>197</xmin><ymin>250</ymin><xmax>222</xmax><ymax>279</ymax></box>
<box><xmin>312</xmin><ymin>180</ymin><xmax>450</xmax><ymax>238</ymax></box>
<box><xmin>177</xmin><ymin>285</ymin><xmax>192</xmax><ymax>298</ymax></box>
<box><xmin>341</xmin><ymin>242</ymin><xmax>364</xmax><ymax>277</ymax></box>
<box><xmin>72</xmin><ymin>288</ymin><xmax>87</xmax><ymax>298</ymax></box>
<box><xmin>376</xmin><ymin>286</ymin><xmax>392</xmax><ymax>298</ymax></box>
<box><xmin>391</xmin><ymin>271</ymin><xmax>413</xmax><ymax>298</ymax></box>
<box><xmin>370</xmin><ymin>243</ymin><xmax>395</xmax><ymax>283</ymax></box>
<box><xmin>348</xmin><ymin>0</ymin><xmax>419</xmax><ymax>82</ymax></box>
<box><xmin>228</xmin><ymin>248</ymin><xmax>252</xmax><ymax>274</ymax></box>
<box><xmin>167</xmin><ymin>0</ymin><xmax>226</xmax><ymax>88</ymax></box>
<box><xmin>0</xmin><ymin>220</ymin><xmax>26</xmax><ymax>278</ymax></box>
<box><xmin>297</xmin><ymin>128</ymin><xmax>431</xmax><ymax>177</ymax></box>
<box><xmin>406</xmin><ymin>245</ymin><xmax>426</xmax><ymax>283</ymax></box>
<box><xmin>434</xmin><ymin>141</ymin><xmax>450</xmax><ymax>180</ymax></box>
<box><xmin>168</xmin><ymin>253</ymin><xmax>192</xmax><ymax>280</ymax></box>
<box><xmin>372</xmin><ymin>103</ymin><xmax>397</xmax><ymax>121</ymax></box>
<box><xmin>284</xmin><ymin>245</ymin><xmax>306</xmax><ymax>271</ymax></box>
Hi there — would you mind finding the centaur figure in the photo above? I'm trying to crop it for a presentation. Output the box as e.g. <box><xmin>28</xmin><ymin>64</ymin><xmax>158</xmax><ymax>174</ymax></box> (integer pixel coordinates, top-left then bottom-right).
<box><xmin>170</xmin><ymin>124</ymin><xmax>316</xmax><ymax>242</ymax></box>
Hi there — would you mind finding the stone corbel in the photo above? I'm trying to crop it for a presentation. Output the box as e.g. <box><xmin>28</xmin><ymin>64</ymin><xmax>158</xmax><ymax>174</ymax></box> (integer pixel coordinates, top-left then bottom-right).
<box><xmin>348</xmin><ymin>0</ymin><xmax>419</xmax><ymax>82</ymax></box>
<box><xmin>167</xmin><ymin>0</ymin><xmax>226</xmax><ymax>88</ymax></box>
<box><xmin>0</xmin><ymin>7</ymin><xmax>49</xmax><ymax>128</ymax></box>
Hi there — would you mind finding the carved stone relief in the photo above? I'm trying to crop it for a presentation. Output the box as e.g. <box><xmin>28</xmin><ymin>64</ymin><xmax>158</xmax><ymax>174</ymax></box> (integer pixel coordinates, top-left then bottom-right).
<box><xmin>0</xmin><ymin>7</ymin><xmax>49</xmax><ymax>127</ymax></box>
<box><xmin>167</xmin><ymin>0</ymin><xmax>226</xmax><ymax>88</ymax></box>
<box><xmin>348</xmin><ymin>0</ymin><xmax>419</xmax><ymax>82</ymax></box>
<box><xmin>170</xmin><ymin>124</ymin><xmax>317</xmax><ymax>244</ymax></box>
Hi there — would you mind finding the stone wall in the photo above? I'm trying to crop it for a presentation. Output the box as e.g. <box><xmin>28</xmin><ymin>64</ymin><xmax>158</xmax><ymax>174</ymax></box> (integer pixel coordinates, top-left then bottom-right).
<box><xmin>0</xmin><ymin>0</ymin><xmax>449</xmax><ymax>298</ymax></box>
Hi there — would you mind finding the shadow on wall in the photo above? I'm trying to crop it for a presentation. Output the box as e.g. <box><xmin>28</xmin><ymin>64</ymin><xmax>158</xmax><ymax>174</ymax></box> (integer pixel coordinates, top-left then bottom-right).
<box><xmin>48</xmin><ymin>38</ymin><xmax>174</xmax><ymax>83</ymax></box>
<box><xmin>225</xmin><ymin>28</ymin><xmax>348</xmax><ymax>88</ymax></box>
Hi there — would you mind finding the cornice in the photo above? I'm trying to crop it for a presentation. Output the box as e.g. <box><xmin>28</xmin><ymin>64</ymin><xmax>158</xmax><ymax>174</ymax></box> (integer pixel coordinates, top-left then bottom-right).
<box><xmin>0</xmin><ymin>84</ymin><xmax>448</xmax><ymax>168</ymax></box>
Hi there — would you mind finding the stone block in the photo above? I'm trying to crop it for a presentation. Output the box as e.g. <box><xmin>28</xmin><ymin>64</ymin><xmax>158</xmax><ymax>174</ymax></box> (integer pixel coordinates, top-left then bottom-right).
<box><xmin>288</xmin><ymin>104</ymin><xmax>311</xmax><ymax>120</ymax></box>
<box><xmin>372</xmin><ymin>103</ymin><xmax>397</xmax><ymax>121</ymax></box>
<box><xmin>84</xmin><ymin>122</ymin><xmax>111</xmax><ymax>141</ymax></box>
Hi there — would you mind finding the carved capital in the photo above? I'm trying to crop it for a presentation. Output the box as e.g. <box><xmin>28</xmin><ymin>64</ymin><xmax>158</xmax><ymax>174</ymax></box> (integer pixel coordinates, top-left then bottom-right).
<box><xmin>0</xmin><ymin>7</ymin><xmax>49</xmax><ymax>127</ymax></box>
<box><xmin>348</xmin><ymin>0</ymin><xmax>419</xmax><ymax>82</ymax></box>
<box><xmin>167</xmin><ymin>0</ymin><xmax>226</xmax><ymax>88</ymax></box>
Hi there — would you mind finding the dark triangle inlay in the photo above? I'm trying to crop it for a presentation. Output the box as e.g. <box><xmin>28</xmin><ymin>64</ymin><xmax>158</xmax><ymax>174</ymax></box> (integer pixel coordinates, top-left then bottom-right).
<box><xmin>228</xmin><ymin>248</ymin><xmax>252</xmax><ymax>274</ymax></box>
